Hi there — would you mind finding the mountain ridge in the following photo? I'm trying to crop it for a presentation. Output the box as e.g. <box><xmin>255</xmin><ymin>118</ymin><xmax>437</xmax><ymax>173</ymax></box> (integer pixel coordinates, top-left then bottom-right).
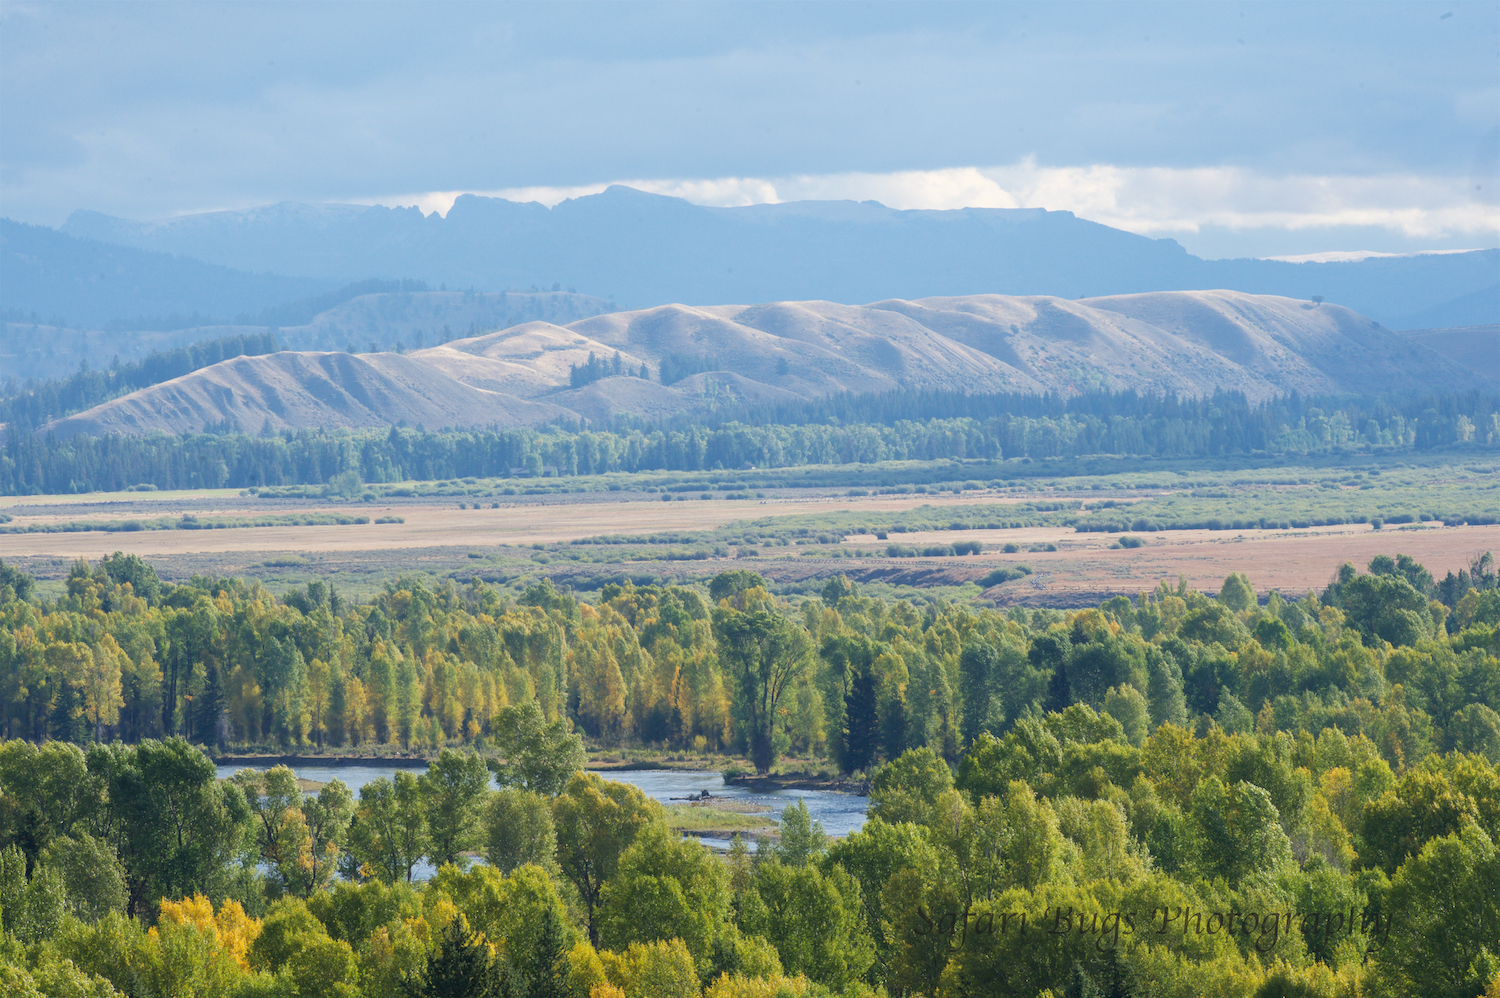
<box><xmin>56</xmin><ymin>187</ymin><xmax>1500</xmax><ymax>328</ymax></box>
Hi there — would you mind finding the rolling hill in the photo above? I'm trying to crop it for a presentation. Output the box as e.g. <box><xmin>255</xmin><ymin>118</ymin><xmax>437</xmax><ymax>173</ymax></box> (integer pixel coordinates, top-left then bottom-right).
<box><xmin>45</xmin><ymin>351</ymin><xmax>572</xmax><ymax>438</ymax></box>
<box><xmin>43</xmin><ymin>290</ymin><xmax>1488</xmax><ymax>439</ymax></box>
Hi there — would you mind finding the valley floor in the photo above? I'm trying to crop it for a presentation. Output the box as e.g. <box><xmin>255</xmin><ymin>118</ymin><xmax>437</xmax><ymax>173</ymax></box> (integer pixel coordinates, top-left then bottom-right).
<box><xmin>4</xmin><ymin>484</ymin><xmax>1495</xmax><ymax>607</ymax></box>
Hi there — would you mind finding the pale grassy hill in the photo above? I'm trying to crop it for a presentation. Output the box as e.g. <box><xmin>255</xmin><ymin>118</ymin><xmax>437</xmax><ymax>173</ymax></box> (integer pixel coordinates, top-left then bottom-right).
<box><xmin>48</xmin><ymin>351</ymin><xmax>572</xmax><ymax>437</ymax></box>
<box><xmin>44</xmin><ymin>290</ymin><xmax>1488</xmax><ymax>438</ymax></box>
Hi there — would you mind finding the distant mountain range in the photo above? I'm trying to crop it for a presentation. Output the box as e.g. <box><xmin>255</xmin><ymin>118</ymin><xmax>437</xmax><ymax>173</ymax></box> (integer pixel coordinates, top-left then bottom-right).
<box><xmin>0</xmin><ymin>289</ymin><xmax>615</xmax><ymax>384</ymax></box>
<box><xmin>1</xmin><ymin>218</ymin><xmax>330</xmax><ymax>329</ymax></box>
<box><xmin>42</xmin><ymin>187</ymin><xmax>1500</xmax><ymax>329</ymax></box>
<box><xmin>46</xmin><ymin>290</ymin><xmax>1488</xmax><ymax>439</ymax></box>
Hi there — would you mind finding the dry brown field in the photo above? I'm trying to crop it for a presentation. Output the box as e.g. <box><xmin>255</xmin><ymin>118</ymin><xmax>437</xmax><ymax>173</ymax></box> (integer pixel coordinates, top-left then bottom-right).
<box><xmin>827</xmin><ymin>522</ymin><xmax>1499</xmax><ymax>605</ymax></box>
<box><xmin>0</xmin><ymin>491</ymin><xmax>1041</xmax><ymax>560</ymax></box>
<box><xmin>4</xmin><ymin>488</ymin><xmax>1495</xmax><ymax>607</ymax></box>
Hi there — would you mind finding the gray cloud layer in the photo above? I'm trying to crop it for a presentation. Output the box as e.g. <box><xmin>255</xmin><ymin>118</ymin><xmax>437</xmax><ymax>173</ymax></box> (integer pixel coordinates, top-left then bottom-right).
<box><xmin>2</xmin><ymin>0</ymin><xmax>1496</xmax><ymax>255</ymax></box>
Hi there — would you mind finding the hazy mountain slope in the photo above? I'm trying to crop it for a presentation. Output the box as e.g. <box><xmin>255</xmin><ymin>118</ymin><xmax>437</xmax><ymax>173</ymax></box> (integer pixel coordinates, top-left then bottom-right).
<box><xmin>1398</xmin><ymin>325</ymin><xmax>1499</xmax><ymax>383</ymax></box>
<box><xmin>42</xmin><ymin>290</ymin><xmax>1489</xmax><ymax>439</ymax></box>
<box><xmin>0</xmin><ymin>218</ymin><xmax>331</xmax><ymax>329</ymax></box>
<box><xmin>1394</xmin><ymin>284</ymin><xmax>1500</xmax><ymax>331</ymax></box>
<box><xmin>46</xmin><ymin>351</ymin><xmax>571</xmax><ymax>439</ymax></box>
<box><xmin>59</xmin><ymin>187</ymin><xmax>1499</xmax><ymax>326</ymax></box>
<box><xmin>274</xmin><ymin>290</ymin><xmax>615</xmax><ymax>353</ymax></box>
<box><xmin>0</xmin><ymin>322</ymin><xmax>268</xmax><ymax>387</ymax></box>
<box><xmin>1</xmin><ymin>290</ymin><xmax>616</xmax><ymax>384</ymax></box>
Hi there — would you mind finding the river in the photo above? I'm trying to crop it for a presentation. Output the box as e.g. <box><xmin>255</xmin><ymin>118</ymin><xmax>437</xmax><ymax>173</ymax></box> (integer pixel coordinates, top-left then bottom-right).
<box><xmin>216</xmin><ymin>761</ymin><xmax>868</xmax><ymax>868</ymax></box>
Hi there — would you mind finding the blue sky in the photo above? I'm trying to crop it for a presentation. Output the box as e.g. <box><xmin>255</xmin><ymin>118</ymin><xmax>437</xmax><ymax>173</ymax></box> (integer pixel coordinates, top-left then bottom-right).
<box><xmin>2</xmin><ymin>0</ymin><xmax>1495</xmax><ymax>258</ymax></box>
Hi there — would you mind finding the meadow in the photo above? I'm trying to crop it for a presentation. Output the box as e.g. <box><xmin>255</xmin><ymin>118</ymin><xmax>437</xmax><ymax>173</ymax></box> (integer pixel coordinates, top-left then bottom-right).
<box><xmin>2</xmin><ymin>450</ymin><xmax>1495</xmax><ymax>608</ymax></box>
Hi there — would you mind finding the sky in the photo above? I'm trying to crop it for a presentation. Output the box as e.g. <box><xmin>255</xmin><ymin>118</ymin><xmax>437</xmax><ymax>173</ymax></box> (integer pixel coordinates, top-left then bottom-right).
<box><xmin>2</xmin><ymin>0</ymin><xmax>1496</xmax><ymax>259</ymax></box>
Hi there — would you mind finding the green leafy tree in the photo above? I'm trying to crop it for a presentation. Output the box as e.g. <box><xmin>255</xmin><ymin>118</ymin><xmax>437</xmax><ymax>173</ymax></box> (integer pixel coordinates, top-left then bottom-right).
<box><xmin>740</xmin><ymin>860</ymin><xmax>874</xmax><ymax>989</ymax></box>
<box><xmin>1449</xmin><ymin>703</ymin><xmax>1500</xmax><ymax>763</ymax></box>
<box><xmin>959</xmin><ymin>641</ymin><xmax>1002</xmax><ymax>745</ymax></box>
<box><xmin>1179</xmin><ymin>602</ymin><xmax>1248</xmax><ymax>650</ymax></box>
<box><xmin>1360</xmin><ymin>767</ymin><xmax>1480</xmax><ymax>874</ymax></box>
<box><xmin>1374</xmin><ymin>824</ymin><xmax>1500</xmax><ymax>998</ymax></box>
<box><xmin>86</xmin><ymin>738</ymin><xmax>249</xmax><ymax>917</ymax></box>
<box><xmin>484</xmin><ymin>787</ymin><xmax>556</xmax><ymax>875</ymax></box>
<box><xmin>419</xmin><ymin>749</ymin><xmax>491</xmax><ymax>869</ymax></box>
<box><xmin>1219</xmin><ymin>572</ymin><xmax>1256</xmax><ymax>612</ymax></box>
<box><xmin>39</xmin><ymin>832</ymin><xmax>127</xmax><ymax>923</ymax></box>
<box><xmin>597</xmin><ymin>822</ymin><xmax>732</xmax><ymax>972</ymax></box>
<box><xmin>346</xmin><ymin>772</ymin><xmax>429</xmax><ymax>884</ymax></box>
<box><xmin>489</xmin><ymin>700</ymin><xmax>585</xmax><ymax>797</ymax></box>
<box><xmin>825</xmin><ymin>815</ymin><xmax>942</xmax><ymax>974</ymax></box>
<box><xmin>0</xmin><ymin>739</ymin><xmax>99</xmax><ymax>867</ymax></box>
<box><xmin>713</xmin><ymin>598</ymin><xmax>808</xmax><ymax>774</ymax></box>
<box><xmin>869</xmin><ymin>746</ymin><xmax>954</xmax><ymax>826</ymax></box>
<box><xmin>233</xmin><ymin>765</ymin><xmax>308</xmax><ymax>896</ymax></box>
<box><xmin>1102</xmin><ymin>685</ymin><xmax>1150</xmax><ymax>746</ymax></box>
<box><xmin>709</xmin><ymin>570</ymin><xmax>768</xmax><ymax>605</ymax></box>
<box><xmin>287</xmin><ymin>934</ymin><xmax>360</xmax><ymax>998</ymax></box>
<box><xmin>1190</xmin><ymin>776</ymin><xmax>1293</xmax><ymax>884</ymax></box>
<box><xmin>765</xmin><ymin>799</ymin><xmax>828</xmax><ymax>869</ymax></box>
<box><xmin>551</xmin><ymin>772</ymin><xmax>664</xmax><ymax>945</ymax></box>
<box><xmin>0</xmin><ymin>844</ymin><xmax>66</xmax><ymax>944</ymax></box>
<box><xmin>0</xmin><ymin>559</ymin><xmax>36</xmax><ymax>601</ymax></box>
<box><xmin>233</xmin><ymin>766</ymin><xmax>354</xmax><ymax>898</ymax></box>
<box><xmin>1339</xmin><ymin>572</ymin><xmax>1433</xmax><ymax>647</ymax></box>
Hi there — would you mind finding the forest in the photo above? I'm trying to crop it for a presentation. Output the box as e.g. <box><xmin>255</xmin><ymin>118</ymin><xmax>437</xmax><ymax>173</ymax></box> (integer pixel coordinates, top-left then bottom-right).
<box><xmin>2</xmin><ymin>388</ymin><xmax>1497</xmax><ymax>495</ymax></box>
<box><xmin>0</xmin><ymin>549</ymin><xmax>1497</xmax><ymax>996</ymax></box>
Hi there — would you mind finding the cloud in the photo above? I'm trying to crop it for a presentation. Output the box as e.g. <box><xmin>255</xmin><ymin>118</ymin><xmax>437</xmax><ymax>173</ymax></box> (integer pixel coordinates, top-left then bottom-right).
<box><xmin>8</xmin><ymin>2</ymin><xmax>1496</xmax><ymax>235</ymax></box>
<box><xmin>366</xmin><ymin>161</ymin><xmax>1500</xmax><ymax>250</ymax></box>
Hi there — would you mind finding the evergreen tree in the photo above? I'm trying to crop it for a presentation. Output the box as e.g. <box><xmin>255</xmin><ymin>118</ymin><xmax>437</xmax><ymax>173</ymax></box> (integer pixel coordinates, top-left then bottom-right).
<box><xmin>1033</xmin><ymin>633</ymin><xmax>1072</xmax><ymax>715</ymax></box>
<box><xmin>958</xmin><ymin>642</ymin><xmax>998</xmax><ymax>746</ymax></box>
<box><xmin>1146</xmin><ymin>645</ymin><xmax>1182</xmax><ymax>723</ymax></box>
<box><xmin>520</xmin><ymin>903</ymin><xmax>570</xmax><ymax>998</ymax></box>
<box><xmin>843</xmin><ymin>666</ymin><xmax>879</xmax><ymax>773</ymax></box>
<box><xmin>402</xmin><ymin>919</ymin><xmax>508</xmax><ymax>998</ymax></box>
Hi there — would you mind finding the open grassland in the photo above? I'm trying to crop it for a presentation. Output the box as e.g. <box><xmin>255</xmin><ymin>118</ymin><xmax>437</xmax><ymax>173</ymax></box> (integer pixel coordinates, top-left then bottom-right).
<box><xmin>3</xmin><ymin>453</ymin><xmax>1494</xmax><ymax>606</ymax></box>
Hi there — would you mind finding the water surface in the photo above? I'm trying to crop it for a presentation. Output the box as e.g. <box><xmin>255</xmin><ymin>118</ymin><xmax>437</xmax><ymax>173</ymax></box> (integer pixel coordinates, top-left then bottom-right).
<box><xmin>217</xmin><ymin>762</ymin><xmax>868</xmax><ymax>859</ymax></box>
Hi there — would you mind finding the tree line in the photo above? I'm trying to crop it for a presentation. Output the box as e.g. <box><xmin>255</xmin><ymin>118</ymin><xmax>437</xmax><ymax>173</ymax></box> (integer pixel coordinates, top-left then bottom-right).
<box><xmin>4</xmin><ymin>388</ymin><xmax>1497</xmax><ymax>495</ymax></box>
<box><xmin>0</xmin><ymin>551</ymin><xmax>1497</xmax><ymax>995</ymax></box>
<box><xmin>1</xmin><ymin>551</ymin><xmax>1497</xmax><ymax>770</ymax></box>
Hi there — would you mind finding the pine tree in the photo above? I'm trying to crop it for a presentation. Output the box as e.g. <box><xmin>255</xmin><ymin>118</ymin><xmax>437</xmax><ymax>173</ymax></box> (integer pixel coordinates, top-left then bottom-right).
<box><xmin>522</xmin><ymin>904</ymin><xmax>569</xmax><ymax>998</ymax></box>
<box><xmin>1045</xmin><ymin>661</ymin><xmax>1071</xmax><ymax>716</ymax></box>
<box><xmin>958</xmin><ymin>642</ymin><xmax>996</xmax><ymax>746</ymax></box>
<box><xmin>1033</xmin><ymin>633</ymin><xmax>1072</xmax><ymax>714</ymax></box>
<box><xmin>843</xmin><ymin>666</ymin><xmax>879</xmax><ymax>773</ymax></box>
<box><xmin>402</xmin><ymin>919</ymin><xmax>507</xmax><ymax>998</ymax></box>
